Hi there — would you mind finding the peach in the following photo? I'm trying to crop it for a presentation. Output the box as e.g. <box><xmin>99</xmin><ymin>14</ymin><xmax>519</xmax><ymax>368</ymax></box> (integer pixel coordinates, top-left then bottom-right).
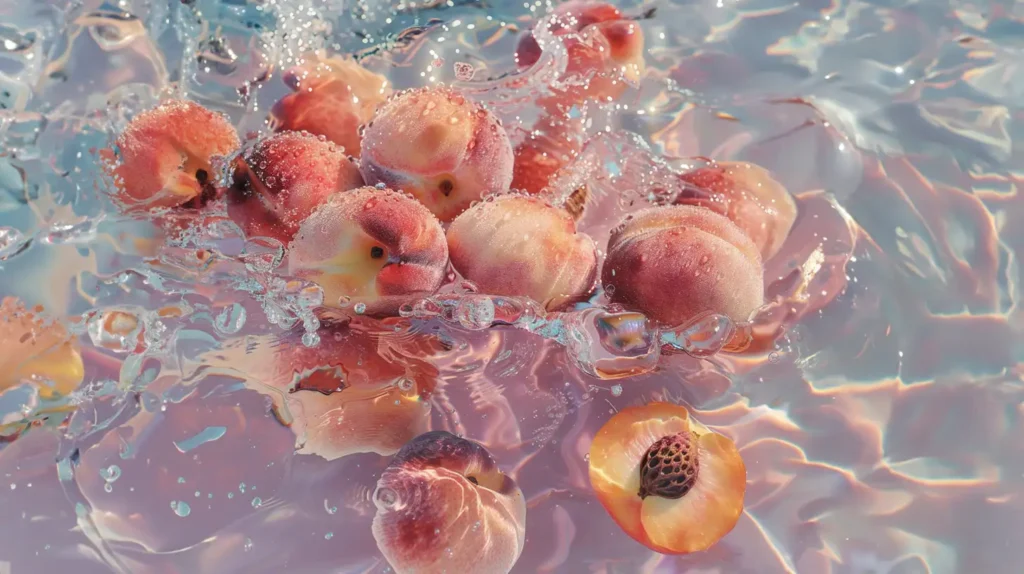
<box><xmin>588</xmin><ymin>402</ymin><xmax>746</xmax><ymax>554</ymax></box>
<box><xmin>372</xmin><ymin>431</ymin><xmax>526</xmax><ymax>574</ymax></box>
<box><xmin>270</xmin><ymin>52</ymin><xmax>391</xmax><ymax>156</ymax></box>
<box><xmin>511</xmin><ymin>114</ymin><xmax>584</xmax><ymax>197</ymax></box>
<box><xmin>447</xmin><ymin>195</ymin><xmax>598</xmax><ymax>310</ymax></box>
<box><xmin>359</xmin><ymin>86</ymin><xmax>514</xmax><ymax>222</ymax></box>
<box><xmin>603</xmin><ymin>205</ymin><xmax>764</xmax><ymax>327</ymax></box>
<box><xmin>676</xmin><ymin>161</ymin><xmax>797</xmax><ymax>260</ymax></box>
<box><xmin>103</xmin><ymin>99</ymin><xmax>240</xmax><ymax>210</ymax></box>
<box><xmin>226</xmin><ymin>131</ymin><xmax>364</xmax><ymax>243</ymax></box>
<box><xmin>288</xmin><ymin>186</ymin><xmax>448</xmax><ymax>315</ymax></box>
<box><xmin>0</xmin><ymin>297</ymin><xmax>83</xmax><ymax>400</ymax></box>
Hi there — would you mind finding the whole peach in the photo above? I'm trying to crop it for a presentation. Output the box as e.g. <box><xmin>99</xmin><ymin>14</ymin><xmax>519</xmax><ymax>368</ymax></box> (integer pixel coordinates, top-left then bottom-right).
<box><xmin>447</xmin><ymin>195</ymin><xmax>598</xmax><ymax>310</ymax></box>
<box><xmin>103</xmin><ymin>99</ymin><xmax>240</xmax><ymax>211</ymax></box>
<box><xmin>270</xmin><ymin>52</ymin><xmax>391</xmax><ymax>156</ymax></box>
<box><xmin>359</xmin><ymin>86</ymin><xmax>514</xmax><ymax>222</ymax></box>
<box><xmin>226</xmin><ymin>131</ymin><xmax>364</xmax><ymax>244</ymax></box>
<box><xmin>288</xmin><ymin>187</ymin><xmax>448</xmax><ymax>315</ymax></box>
<box><xmin>603</xmin><ymin>205</ymin><xmax>764</xmax><ymax>327</ymax></box>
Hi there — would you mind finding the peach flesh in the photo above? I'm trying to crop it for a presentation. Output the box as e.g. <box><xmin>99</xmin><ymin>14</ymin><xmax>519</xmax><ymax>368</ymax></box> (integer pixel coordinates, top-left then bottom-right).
<box><xmin>602</xmin><ymin>205</ymin><xmax>764</xmax><ymax>327</ymax></box>
<box><xmin>226</xmin><ymin>131</ymin><xmax>364</xmax><ymax>244</ymax></box>
<box><xmin>0</xmin><ymin>297</ymin><xmax>83</xmax><ymax>400</ymax></box>
<box><xmin>359</xmin><ymin>86</ymin><xmax>514</xmax><ymax>222</ymax></box>
<box><xmin>588</xmin><ymin>402</ymin><xmax>746</xmax><ymax>555</ymax></box>
<box><xmin>104</xmin><ymin>99</ymin><xmax>240</xmax><ymax>210</ymax></box>
<box><xmin>446</xmin><ymin>195</ymin><xmax>598</xmax><ymax>310</ymax></box>
<box><xmin>288</xmin><ymin>186</ymin><xmax>448</xmax><ymax>315</ymax></box>
<box><xmin>372</xmin><ymin>431</ymin><xmax>526</xmax><ymax>574</ymax></box>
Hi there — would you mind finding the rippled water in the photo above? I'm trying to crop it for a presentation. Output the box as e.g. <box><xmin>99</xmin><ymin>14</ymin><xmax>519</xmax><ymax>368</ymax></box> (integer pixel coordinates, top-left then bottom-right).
<box><xmin>1</xmin><ymin>0</ymin><xmax>1023</xmax><ymax>572</ymax></box>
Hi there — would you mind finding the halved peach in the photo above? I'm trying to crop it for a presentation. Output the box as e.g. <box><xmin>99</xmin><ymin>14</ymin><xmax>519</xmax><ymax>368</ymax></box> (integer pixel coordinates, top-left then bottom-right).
<box><xmin>372</xmin><ymin>431</ymin><xmax>526</xmax><ymax>574</ymax></box>
<box><xmin>0</xmin><ymin>297</ymin><xmax>83</xmax><ymax>399</ymax></box>
<box><xmin>588</xmin><ymin>402</ymin><xmax>746</xmax><ymax>554</ymax></box>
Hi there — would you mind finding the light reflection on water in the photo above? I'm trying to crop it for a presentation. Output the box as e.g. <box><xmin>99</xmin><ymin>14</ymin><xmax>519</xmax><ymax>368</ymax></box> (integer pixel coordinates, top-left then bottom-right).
<box><xmin>0</xmin><ymin>0</ymin><xmax>1022</xmax><ymax>572</ymax></box>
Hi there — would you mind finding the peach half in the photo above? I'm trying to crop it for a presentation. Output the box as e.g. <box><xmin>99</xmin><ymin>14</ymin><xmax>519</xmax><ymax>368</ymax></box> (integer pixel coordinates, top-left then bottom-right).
<box><xmin>270</xmin><ymin>52</ymin><xmax>392</xmax><ymax>156</ymax></box>
<box><xmin>588</xmin><ymin>402</ymin><xmax>746</xmax><ymax>555</ymax></box>
<box><xmin>288</xmin><ymin>187</ymin><xmax>448</xmax><ymax>315</ymax></box>
<box><xmin>603</xmin><ymin>205</ymin><xmax>764</xmax><ymax>327</ymax></box>
<box><xmin>227</xmin><ymin>131</ymin><xmax>364</xmax><ymax>244</ymax></box>
<box><xmin>676</xmin><ymin>161</ymin><xmax>798</xmax><ymax>260</ymax></box>
<box><xmin>447</xmin><ymin>195</ymin><xmax>598</xmax><ymax>310</ymax></box>
<box><xmin>372</xmin><ymin>431</ymin><xmax>526</xmax><ymax>574</ymax></box>
<box><xmin>103</xmin><ymin>99</ymin><xmax>240</xmax><ymax>210</ymax></box>
<box><xmin>0</xmin><ymin>297</ymin><xmax>83</xmax><ymax>400</ymax></box>
<box><xmin>359</xmin><ymin>86</ymin><xmax>514</xmax><ymax>222</ymax></box>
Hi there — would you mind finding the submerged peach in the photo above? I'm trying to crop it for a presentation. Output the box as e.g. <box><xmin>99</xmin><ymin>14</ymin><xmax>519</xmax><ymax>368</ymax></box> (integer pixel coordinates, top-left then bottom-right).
<box><xmin>227</xmin><ymin>131</ymin><xmax>364</xmax><ymax>243</ymax></box>
<box><xmin>270</xmin><ymin>52</ymin><xmax>391</xmax><ymax>156</ymax></box>
<box><xmin>0</xmin><ymin>297</ymin><xmax>83</xmax><ymax>399</ymax></box>
<box><xmin>103</xmin><ymin>99</ymin><xmax>240</xmax><ymax>210</ymax></box>
<box><xmin>447</xmin><ymin>195</ymin><xmax>598</xmax><ymax>310</ymax></box>
<box><xmin>359</xmin><ymin>86</ymin><xmax>514</xmax><ymax>222</ymax></box>
<box><xmin>676</xmin><ymin>161</ymin><xmax>797</xmax><ymax>260</ymax></box>
<box><xmin>288</xmin><ymin>187</ymin><xmax>448</xmax><ymax>315</ymax></box>
<box><xmin>589</xmin><ymin>402</ymin><xmax>746</xmax><ymax>554</ymax></box>
<box><xmin>372</xmin><ymin>431</ymin><xmax>526</xmax><ymax>574</ymax></box>
<box><xmin>603</xmin><ymin>205</ymin><xmax>764</xmax><ymax>327</ymax></box>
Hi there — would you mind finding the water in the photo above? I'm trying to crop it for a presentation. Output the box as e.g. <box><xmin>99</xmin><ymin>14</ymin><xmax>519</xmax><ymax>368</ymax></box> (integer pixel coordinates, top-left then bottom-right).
<box><xmin>0</xmin><ymin>0</ymin><xmax>1021</xmax><ymax>572</ymax></box>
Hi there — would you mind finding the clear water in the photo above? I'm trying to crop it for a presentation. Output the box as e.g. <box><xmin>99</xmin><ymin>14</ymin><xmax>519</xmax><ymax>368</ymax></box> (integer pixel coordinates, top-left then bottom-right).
<box><xmin>0</xmin><ymin>0</ymin><xmax>1022</xmax><ymax>572</ymax></box>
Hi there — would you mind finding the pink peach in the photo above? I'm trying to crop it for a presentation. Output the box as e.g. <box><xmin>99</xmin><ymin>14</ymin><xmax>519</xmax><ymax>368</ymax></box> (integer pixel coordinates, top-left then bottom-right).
<box><xmin>359</xmin><ymin>86</ymin><xmax>514</xmax><ymax>222</ymax></box>
<box><xmin>288</xmin><ymin>186</ymin><xmax>448</xmax><ymax>315</ymax></box>
<box><xmin>603</xmin><ymin>205</ymin><xmax>764</xmax><ymax>327</ymax></box>
<box><xmin>227</xmin><ymin>131</ymin><xmax>364</xmax><ymax>243</ymax></box>
<box><xmin>103</xmin><ymin>99</ymin><xmax>240</xmax><ymax>210</ymax></box>
<box><xmin>447</xmin><ymin>195</ymin><xmax>598</xmax><ymax>310</ymax></box>
<box><xmin>372</xmin><ymin>431</ymin><xmax>526</xmax><ymax>574</ymax></box>
<box><xmin>270</xmin><ymin>52</ymin><xmax>392</xmax><ymax>156</ymax></box>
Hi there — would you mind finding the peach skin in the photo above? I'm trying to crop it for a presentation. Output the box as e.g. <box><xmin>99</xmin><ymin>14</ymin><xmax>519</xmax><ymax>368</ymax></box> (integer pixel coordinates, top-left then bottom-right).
<box><xmin>103</xmin><ymin>99</ymin><xmax>240</xmax><ymax>211</ymax></box>
<box><xmin>372</xmin><ymin>431</ymin><xmax>526</xmax><ymax>574</ymax></box>
<box><xmin>270</xmin><ymin>52</ymin><xmax>391</xmax><ymax>156</ymax></box>
<box><xmin>0</xmin><ymin>297</ymin><xmax>83</xmax><ymax>400</ymax></box>
<box><xmin>227</xmin><ymin>131</ymin><xmax>364</xmax><ymax>244</ymax></box>
<box><xmin>288</xmin><ymin>186</ymin><xmax>448</xmax><ymax>315</ymax></box>
<box><xmin>446</xmin><ymin>195</ymin><xmax>598</xmax><ymax>310</ymax></box>
<box><xmin>676</xmin><ymin>161</ymin><xmax>798</xmax><ymax>261</ymax></box>
<box><xmin>602</xmin><ymin>205</ymin><xmax>764</xmax><ymax>327</ymax></box>
<box><xmin>588</xmin><ymin>402</ymin><xmax>746</xmax><ymax>555</ymax></box>
<box><xmin>511</xmin><ymin>113</ymin><xmax>585</xmax><ymax>197</ymax></box>
<box><xmin>359</xmin><ymin>86</ymin><xmax>514</xmax><ymax>222</ymax></box>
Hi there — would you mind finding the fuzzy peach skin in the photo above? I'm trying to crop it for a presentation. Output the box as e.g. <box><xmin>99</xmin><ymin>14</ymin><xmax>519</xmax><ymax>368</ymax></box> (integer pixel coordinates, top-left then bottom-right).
<box><xmin>603</xmin><ymin>205</ymin><xmax>764</xmax><ymax>327</ymax></box>
<box><xmin>270</xmin><ymin>52</ymin><xmax>392</xmax><ymax>156</ymax></box>
<box><xmin>0</xmin><ymin>297</ymin><xmax>83</xmax><ymax>400</ymax></box>
<box><xmin>372</xmin><ymin>431</ymin><xmax>526</xmax><ymax>574</ymax></box>
<box><xmin>227</xmin><ymin>131</ymin><xmax>364</xmax><ymax>244</ymax></box>
<box><xmin>359</xmin><ymin>86</ymin><xmax>514</xmax><ymax>222</ymax></box>
<box><xmin>589</xmin><ymin>402</ymin><xmax>746</xmax><ymax>555</ymax></box>
<box><xmin>676</xmin><ymin>161</ymin><xmax>798</xmax><ymax>261</ymax></box>
<box><xmin>288</xmin><ymin>187</ymin><xmax>448</xmax><ymax>315</ymax></box>
<box><xmin>102</xmin><ymin>99</ymin><xmax>240</xmax><ymax>211</ymax></box>
<box><xmin>447</xmin><ymin>195</ymin><xmax>598</xmax><ymax>310</ymax></box>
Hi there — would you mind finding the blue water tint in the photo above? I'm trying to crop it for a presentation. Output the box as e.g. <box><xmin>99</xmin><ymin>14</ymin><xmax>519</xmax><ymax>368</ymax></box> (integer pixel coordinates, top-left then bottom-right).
<box><xmin>172</xmin><ymin>426</ymin><xmax>228</xmax><ymax>453</ymax></box>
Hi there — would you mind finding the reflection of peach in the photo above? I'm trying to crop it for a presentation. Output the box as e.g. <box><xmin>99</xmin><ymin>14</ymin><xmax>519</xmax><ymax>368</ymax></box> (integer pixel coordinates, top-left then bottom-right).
<box><xmin>676</xmin><ymin>161</ymin><xmax>797</xmax><ymax>260</ymax></box>
<box><xmin>0</xmin><ymin>297</ymin><xmax>83</xmax><ymax>399</ymax></box>
<box><xmin>588</xmin><ymin>402</ymin><xmax>745</xmax><ymax>555</ymax></box>
<box><xmin>288</xmin><ymin>187</ymin><xmax>448</xmax><ymax>314</ymax></box>
<box><xmin>103</xmin><ymin>99</ymin><xmax>240</xmax><ymax>210</ymax></box>
<box><xmin>359</xmin><ymin>86</ymin><xmax>514</xmax><ymax>222</ymax></box>
<box><xmin>447</xmin><ymin>195</ymin><xmax>598</xmax><ymax>310</ymax></box>
<box><xmin>226</xmin><ymin>131</ymin><xmax>364</xmax><ymax>243</ymax></box>
<box><xmin>372</xmin><ymin>431</ymin><xmax>526</xmax><ymax>574</ymax></box>
<box><xmin>603</xmin><ymin>205</ymin><xmax>764</xmax><ymax>327</ymax></box>
<box><xmin>270</xmin><ymin>52</ymin><xmax>391</xmax><ymax>156</ymax></box>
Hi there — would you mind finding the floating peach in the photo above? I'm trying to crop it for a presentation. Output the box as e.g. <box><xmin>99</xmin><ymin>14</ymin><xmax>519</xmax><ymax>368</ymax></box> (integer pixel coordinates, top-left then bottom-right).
<box><xmin>359</xmin><ymin>86</ymin><xmax>514</xmax><ymax>222</ymax></box>
<box><xmin>588</xmin><ymin>402</ymin><xmax>746</xmax><ymax>555</ymax></box>
<box><xmin>603</xmin><ymin>205</ymin><xmax>764</xmax><ymax>327</ymax></box>
<box><xmin>372</xmin><ymin>431</ymin><xmax>526</xmax><ymax>574</ymax></box>
<box><xmin>103</xmin><ymin>99</ymin><xmax>240</xmax><ymax>210</ymax></box>
<box><xmin>270</xmin><ymin>52</ymin><xmax>391</xmax><ymax>156</ymax></box>
<box><xmin>511</xmin><ymin>114</ymin><xmax>584</xmax><ymax>197</ymax></box>
<box><xmin>226</xmin><ymin>131</ymin><xmax>364</xmax><ymax>243</ymax></box>
<box><xmin>447</xmin><ymin>195</ymin><xmax>598</xmax><ymax>310</ymax></box>
<box><xmin>0</xmin><ymin>297</ymin><xmax>83</xmax><ymax>399</ymax></box>
<box><xmin>676</xmin><ymin>161</ymin><xmax>797</xmax><ymax>260</ymax></box>
<box><xmin>288</xmin><ymin>187</ymin><xmax>448</xmax><ymax>315</ymax></box>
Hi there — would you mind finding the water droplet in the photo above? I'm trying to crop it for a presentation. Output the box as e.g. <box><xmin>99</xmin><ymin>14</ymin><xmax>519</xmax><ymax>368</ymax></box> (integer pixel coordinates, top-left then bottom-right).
<box><xmin>243</xmin><ymin>538</ymin><xmax>253</xmax><ymax>552</ymax></box>
<box><xmin>324</xmin><ymin>532</ymin><xmax>334</xmax><ymax>540</ymax></box>
<box><xmin>170</xmin><ymin>500</ymin><xmax>191</xmax><ymax>517</ymax></box>
<box><xmin>100</xmin><ymin>465</ymin><xmax>122</xmax><ymax>483</ymax></box>
<box><xmin>353</xmin><ymin>303</ymin><xmax>367</xmax><ymax>314</ymax></box>
<box><xmin>251</xmin><ymin>496</ymin><xmax>262</xmax><ymax>508</ymax></box>
<box><xmin>610</xmin><ymin>384</ymin><xmax>622</xmax><ymax>397</ymax></box>
<box><xmin>177</xmin><ymin>476</ymin><xmax>186</xmax><ymax>484</ymax></box>
<box><xmin>324</xmin><ymin>499</ymin><xmax>338</xmax><ymax>515</ymax></box>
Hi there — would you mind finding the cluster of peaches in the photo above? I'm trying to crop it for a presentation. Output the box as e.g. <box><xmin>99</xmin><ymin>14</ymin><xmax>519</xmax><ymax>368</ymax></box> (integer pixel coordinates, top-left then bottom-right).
<box><xmin>16</xmin><ymin>1</ymin><xmax>804</xmax><ymax>571</ymax></box>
